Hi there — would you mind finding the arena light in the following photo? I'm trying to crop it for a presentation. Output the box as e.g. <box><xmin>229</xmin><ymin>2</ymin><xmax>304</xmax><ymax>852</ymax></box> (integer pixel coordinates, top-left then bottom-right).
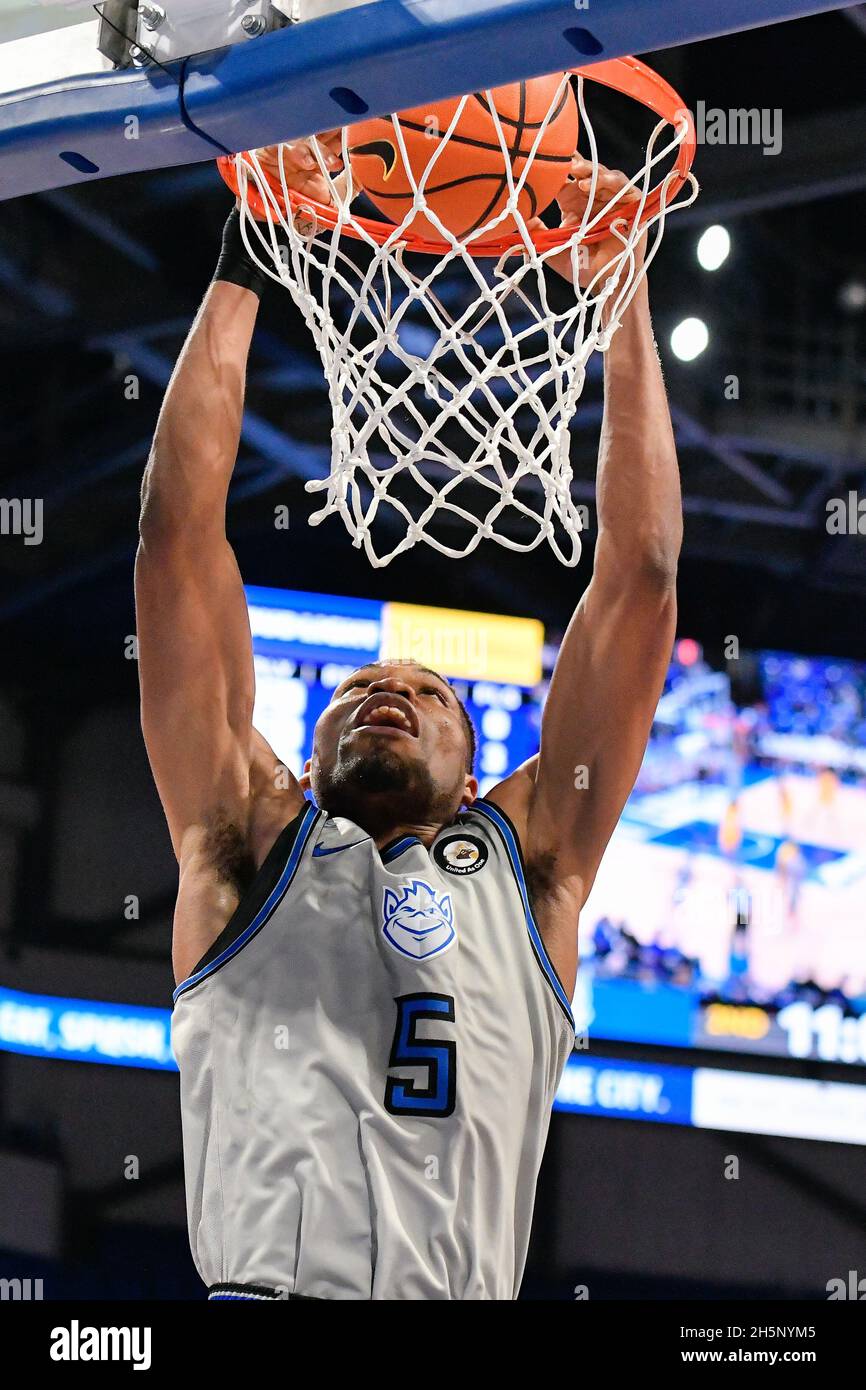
<box><xmin>676</xmin><ymin>638</ymin><xmax>701</xmax><ymax>667</ymax></box>
<box><xmin>670</xmin><ymin>317</ymin><xmax>709</xmax><ymax>362</ymax></box>
<box><xmin>838</xmin><ymin>280</ymin><xmax>866</xmax><ymax>314</ymax></box>
<box><xmin>696</xmin><ymin>224</ymin><xmax>731</xmax><ymax>271</ymax></box>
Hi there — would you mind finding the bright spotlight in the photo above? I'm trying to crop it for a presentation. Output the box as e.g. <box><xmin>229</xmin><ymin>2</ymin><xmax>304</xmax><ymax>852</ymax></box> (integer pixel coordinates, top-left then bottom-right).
<box><xmin>670</xmin><ymin>317</ymin><xmax>709</xmax><ymax>362</ymax></box>
<box><xmin>838</xmin><ymin>280</ymin><xmax>866</xmax><ymax>314</ymax></box>
<box><xmin>696</xmin><ymin>225</ymin><xmax>731</xmax><ymax>271</ymax></box>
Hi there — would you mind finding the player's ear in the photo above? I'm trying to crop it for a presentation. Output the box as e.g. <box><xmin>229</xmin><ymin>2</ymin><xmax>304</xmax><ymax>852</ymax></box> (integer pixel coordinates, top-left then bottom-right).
<box><xmin>298</xmin><ymin>757</ymin><xmax>313</xmax><ymax>792</ymax></box>
<box><xmin>462</xmin><ymin>774</ymin><xmax>479</xmax><ymax>807</ymax></box>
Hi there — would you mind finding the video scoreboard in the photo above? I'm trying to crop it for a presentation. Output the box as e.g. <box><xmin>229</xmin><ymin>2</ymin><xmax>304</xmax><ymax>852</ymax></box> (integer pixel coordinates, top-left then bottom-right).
<box><xmin>246</xmin><ymin>589</ymin><xmax>866</xmax><ymax>1072</ymax></box>
<box><xmin>4</xmin><ymin>586</ymin><xmax>866</xmax><ymax>1142</ymax></box>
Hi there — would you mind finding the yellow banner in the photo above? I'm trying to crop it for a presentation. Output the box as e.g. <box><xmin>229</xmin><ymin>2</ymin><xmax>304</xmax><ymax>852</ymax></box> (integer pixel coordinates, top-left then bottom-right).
<box><xmin>380</xmin><ymin>601</ymin><xmax>543</xmax><ymax>686</ymax></box>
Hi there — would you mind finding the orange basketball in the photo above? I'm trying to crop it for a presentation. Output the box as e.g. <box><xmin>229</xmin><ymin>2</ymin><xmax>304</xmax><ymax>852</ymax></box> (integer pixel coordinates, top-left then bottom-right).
<box><xmin>347</xmin><ymin>73</ymin><xmax>578</xmax><ymax>244</ymax></box>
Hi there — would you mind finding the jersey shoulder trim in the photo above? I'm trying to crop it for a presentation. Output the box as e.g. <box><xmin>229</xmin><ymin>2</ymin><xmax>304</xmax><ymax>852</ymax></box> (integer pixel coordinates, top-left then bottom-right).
<box><xmin>381</xmin><ymin>834</ymin><xmax>421</xmax><ymax>864</ymax></box>
<box><xmin>469</xmin><ymin>798</ymin><xmax>575</xmax><ymax>1030</ymax></box>
<box><xmin>173</xmin><ymin>800</ymin><xmax>321</xmax><ymax>1003</ymax></box>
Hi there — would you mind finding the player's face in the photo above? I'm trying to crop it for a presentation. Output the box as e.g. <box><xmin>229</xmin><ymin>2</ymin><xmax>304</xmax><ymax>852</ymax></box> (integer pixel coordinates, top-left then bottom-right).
<box><xmin>304</xmin><ymin>664</ymin><xmax>476</xmax><ymax>828</ymax></box>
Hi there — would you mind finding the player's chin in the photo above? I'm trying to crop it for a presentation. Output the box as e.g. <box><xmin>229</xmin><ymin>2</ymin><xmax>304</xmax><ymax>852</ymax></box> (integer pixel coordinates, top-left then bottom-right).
<box><xmin>337</xmin><ymin>733</ymin><xmax>425</xmax><ymax>793</ymax></box>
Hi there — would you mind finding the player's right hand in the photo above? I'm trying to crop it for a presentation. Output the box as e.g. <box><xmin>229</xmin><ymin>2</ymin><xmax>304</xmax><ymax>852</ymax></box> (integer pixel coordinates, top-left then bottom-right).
<box><xmin>252</xmin><ymin>131</ymin><xmax>345</xmax><ymax>205</ymax></box>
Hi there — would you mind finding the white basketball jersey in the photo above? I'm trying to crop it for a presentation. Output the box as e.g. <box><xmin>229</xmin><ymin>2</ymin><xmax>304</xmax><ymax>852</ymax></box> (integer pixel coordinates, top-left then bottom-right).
<box><xmin>172</xmin><ymin>797</ymin><xmax>575</xmax><ymax>1301</ymax></box>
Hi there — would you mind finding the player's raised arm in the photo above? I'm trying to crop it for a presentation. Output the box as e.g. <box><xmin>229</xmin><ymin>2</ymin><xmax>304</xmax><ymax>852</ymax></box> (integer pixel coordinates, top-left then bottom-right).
<box><xmin>489</xmin><ymin>195</ymin><xmax>681</xmax><ymax>995</ymax></box>
<box><xmin>135</xmin><ymin>271</ymin><xmax>273</xmax><ymax>861</ymax></box>
<box><xmin>136</xmin><ymin>187</ymin><xmax>331</xmax><ymax>864</ymax></box>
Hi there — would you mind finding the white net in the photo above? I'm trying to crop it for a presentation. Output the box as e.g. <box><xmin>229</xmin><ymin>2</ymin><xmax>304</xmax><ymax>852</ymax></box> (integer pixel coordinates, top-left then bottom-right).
<box><xmin>233</xmin><ymin>71</ymin><xmax>697</xmax><ymax>567</ymax></box>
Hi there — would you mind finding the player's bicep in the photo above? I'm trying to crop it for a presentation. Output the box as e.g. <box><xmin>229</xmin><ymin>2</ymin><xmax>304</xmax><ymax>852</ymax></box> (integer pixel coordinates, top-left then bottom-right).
<box><xmin>134</xmin><ymin>529</ymin><xmax>256</xmax><ymax>855</ymax></box>
<box><xmin>528</xmin><ymin>572</ymin><xmax>676</xmax><ymax>898</ymax></box>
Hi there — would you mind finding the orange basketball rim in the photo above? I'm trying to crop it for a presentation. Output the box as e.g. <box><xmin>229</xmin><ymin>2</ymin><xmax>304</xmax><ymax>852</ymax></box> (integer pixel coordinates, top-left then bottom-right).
<box><xmin>217</xmin><ymin>57</ymin><xmax>696</xmax><ymax>257</ymax></box>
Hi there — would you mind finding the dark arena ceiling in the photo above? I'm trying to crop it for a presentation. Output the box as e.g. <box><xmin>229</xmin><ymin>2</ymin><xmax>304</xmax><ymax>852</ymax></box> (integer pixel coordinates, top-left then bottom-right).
<box><xmin>1</xmin><ymin>5</ymin><xmax>865</xmax><ymax>706</ymax></box>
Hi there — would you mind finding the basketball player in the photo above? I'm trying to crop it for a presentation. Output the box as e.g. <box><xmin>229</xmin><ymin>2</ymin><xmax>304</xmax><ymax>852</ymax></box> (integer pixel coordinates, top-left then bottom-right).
<box><xmin>135</xmin><ymin>135</ymin><xmax>682</xmax><ymax>1300</ymax></box>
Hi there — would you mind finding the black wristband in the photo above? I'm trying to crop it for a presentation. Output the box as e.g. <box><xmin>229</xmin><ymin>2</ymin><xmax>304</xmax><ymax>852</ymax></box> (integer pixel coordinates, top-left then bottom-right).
<box><xmin>213</xmin><ymin>206</ymin><xmax>272</xmax><ymax>298</ymax></box>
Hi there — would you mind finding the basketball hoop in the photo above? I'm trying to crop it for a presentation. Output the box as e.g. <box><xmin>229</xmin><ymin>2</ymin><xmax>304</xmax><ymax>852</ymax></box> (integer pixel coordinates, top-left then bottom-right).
<box><xmin>218</xmin><ymin>57</ymin><xmax>698</xmax><ymax>568</ymax></box>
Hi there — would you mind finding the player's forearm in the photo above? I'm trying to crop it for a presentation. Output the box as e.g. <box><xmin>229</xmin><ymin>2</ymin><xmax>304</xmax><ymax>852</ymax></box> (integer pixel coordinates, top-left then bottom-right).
<box><xmin>140</xmin><ymin>281</ymin><xmax>259</xmax><ymax>537</ymax></box>
<box><xmin>594</xmin><ymin>285</ymin><xmax>682</xmax><ymax>584</ymax></box>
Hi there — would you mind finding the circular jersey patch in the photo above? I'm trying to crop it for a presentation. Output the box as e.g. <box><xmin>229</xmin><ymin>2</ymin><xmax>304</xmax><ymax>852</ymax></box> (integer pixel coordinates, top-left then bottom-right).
<box><xmin>434</xmin><ymin>834</ymin><xmax>488</xmax><ymax>876</ymax></box>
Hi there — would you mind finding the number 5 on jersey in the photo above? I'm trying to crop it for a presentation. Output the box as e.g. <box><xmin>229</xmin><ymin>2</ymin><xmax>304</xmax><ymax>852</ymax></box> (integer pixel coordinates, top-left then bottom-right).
<box><xmin>385</xmin><ymin>994</ymin><xmax>456</xmax><ymax>1118</ymax></box>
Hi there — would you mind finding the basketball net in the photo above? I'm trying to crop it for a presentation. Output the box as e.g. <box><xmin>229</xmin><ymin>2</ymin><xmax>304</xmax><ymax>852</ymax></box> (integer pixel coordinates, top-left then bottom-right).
<box><xmin>227</xmin><ymin>67</ymin><xmax>698</xmax><ymax>568</ymax></box>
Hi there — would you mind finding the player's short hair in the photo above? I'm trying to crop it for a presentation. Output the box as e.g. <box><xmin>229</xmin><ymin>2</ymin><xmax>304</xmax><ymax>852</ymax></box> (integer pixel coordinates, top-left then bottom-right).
<box><xmin>343</xmin><ymin>659</ymin><xmax>476</xmax><ymax>774</ymax></box>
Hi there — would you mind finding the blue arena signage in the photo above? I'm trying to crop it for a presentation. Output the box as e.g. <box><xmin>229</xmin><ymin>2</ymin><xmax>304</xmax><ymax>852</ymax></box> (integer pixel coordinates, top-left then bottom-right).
<box><xmin>0</xmin><ymin>986</ymin><xmax>176</xmax><ymax>1071</ymax></box>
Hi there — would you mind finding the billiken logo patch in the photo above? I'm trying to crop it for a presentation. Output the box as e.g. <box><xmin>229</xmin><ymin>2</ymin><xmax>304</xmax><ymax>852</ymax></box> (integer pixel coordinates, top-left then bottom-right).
<box><xmin>382</xmin><ymin>879</ymin><xmax>456</xmax><ymax>960</ymax></box>
<box><xmin>434</xmin><ymin>834</ymin><xmax>488</xmax><ymax>876</ymax></box>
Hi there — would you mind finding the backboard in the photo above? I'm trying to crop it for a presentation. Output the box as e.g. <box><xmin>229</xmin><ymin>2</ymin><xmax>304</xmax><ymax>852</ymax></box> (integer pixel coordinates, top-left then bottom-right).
<box><xmin>0</xmin><ymin>0</ymin><xmax>863</xmax><ymax>203</ymax></box>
